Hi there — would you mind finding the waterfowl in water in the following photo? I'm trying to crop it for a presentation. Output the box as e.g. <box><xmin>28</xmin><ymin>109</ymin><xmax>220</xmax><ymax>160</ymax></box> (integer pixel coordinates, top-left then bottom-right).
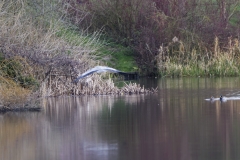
<box><xmin>220</xmin><ymin>95</ymin><xmax>226</xmax><ymax>102</ymax></box>
<box><xmin>210</xmin><ymin>96</ymin><xmax>215</xmax><ymax>101</ymax></box>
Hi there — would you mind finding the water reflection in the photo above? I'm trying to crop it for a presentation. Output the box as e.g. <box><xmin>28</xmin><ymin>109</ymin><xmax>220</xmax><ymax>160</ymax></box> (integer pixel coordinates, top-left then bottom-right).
<box><xmin>1</xmin><ymin>78</ymin><xmax>240</xmax><ymax>160</ymax></box>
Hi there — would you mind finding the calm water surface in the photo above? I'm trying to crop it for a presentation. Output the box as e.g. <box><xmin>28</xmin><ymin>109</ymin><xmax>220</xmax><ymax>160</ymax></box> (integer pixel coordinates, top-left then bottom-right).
<box><xmin>1</xmin><ymin>78</ymin><xmax>240</xmax><ymax>160</ymax></box>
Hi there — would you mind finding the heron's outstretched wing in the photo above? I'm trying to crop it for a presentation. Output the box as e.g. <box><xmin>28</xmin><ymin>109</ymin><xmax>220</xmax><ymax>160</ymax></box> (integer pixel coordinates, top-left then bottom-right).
<box><xmin>104</xmin><ymin>68</ymin><xmax>123</xmax><ymax>73</ymax></box>
<box><xmin>73</xmin><ymin>66</ymin><xmax>111</xmax><ymax>83</ymax></box>
<box><xmin>73</xmin><ymin>66</ymin><xmax>128</xmax><ymax>83</ymax></box>
<box><xmin>73</xmin><ymin>70</ymin><xmax>97</xmax><ymax>83</ymax></box>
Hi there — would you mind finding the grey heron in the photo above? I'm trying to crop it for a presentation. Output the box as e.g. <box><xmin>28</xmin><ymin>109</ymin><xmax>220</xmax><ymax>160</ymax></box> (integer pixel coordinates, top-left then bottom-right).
<box><xmin>73</xmin><ymin>66</ymin><xmax>128</xmax><ymax>83</ymax></box>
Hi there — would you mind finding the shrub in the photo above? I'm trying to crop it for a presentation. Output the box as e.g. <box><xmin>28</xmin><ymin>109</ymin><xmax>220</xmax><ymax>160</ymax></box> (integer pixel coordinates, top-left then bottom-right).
<box><xmin>0</xmin><ymin>56</ymin><xmax>38</xmax><ymax>89</ymax></box>
<box><xmin>0</xmin><ymin>77</ymin><xmax>31</xmax><ymax>107</ymax></box>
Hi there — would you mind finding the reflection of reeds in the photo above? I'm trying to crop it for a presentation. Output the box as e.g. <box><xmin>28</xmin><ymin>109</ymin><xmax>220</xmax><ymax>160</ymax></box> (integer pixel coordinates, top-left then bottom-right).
<box><xmin>44</xmin><ymin>94</ymin><xmax>148</xmax><ymax>120</ymax></box>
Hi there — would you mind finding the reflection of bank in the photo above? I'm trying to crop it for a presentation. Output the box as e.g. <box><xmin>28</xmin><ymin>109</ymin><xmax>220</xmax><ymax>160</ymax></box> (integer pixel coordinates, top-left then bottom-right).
<box><xmin>0</xmin><ymin>113</ymin><xmax>36</xmax><ymax>160</ymax></box>
<box><xmin>42</xmin><ymin>95</ymin><xmax>148</xmax><ymax>134</ymax></box>
<box><xmin>42</xmin><ymin>96</ymin><xmax>118</xmax><ymax>160</ymax></box>
<box><xmin>44</xmin><ymin>95</ymin><xmax>147</xmax><ymax>120</ymax></box>
<box><xmin>0</xmin><ymin>95</ymin><xmax>158</xmax><ymax>160</ymax></box>
<box><xmin>41</xmin><ymin>95</ymin><xmax>148</xmax><ymax>160</ymax></box>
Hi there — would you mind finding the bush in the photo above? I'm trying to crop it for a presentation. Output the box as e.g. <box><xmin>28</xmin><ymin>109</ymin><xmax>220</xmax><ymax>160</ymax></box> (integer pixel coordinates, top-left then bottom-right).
<box><xmin>0</xmin><ymin>56</ymin><xmax>38</xmax><ymax>89</ymax></box>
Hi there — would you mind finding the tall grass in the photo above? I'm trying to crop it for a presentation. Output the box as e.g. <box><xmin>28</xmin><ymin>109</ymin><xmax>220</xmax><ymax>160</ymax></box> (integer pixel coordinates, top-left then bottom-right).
<box><xmin>157</xmin><ymin>37</ymin><xmax>240</xmax><ymax>77</ymax></box>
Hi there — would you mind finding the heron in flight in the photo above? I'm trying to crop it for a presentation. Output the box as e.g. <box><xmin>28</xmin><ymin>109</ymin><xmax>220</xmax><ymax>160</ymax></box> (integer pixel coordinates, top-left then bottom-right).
<box><xmin>73</xmin><ymin>66</ymin><xmax>128</xmax><ymax>83</ymax></box>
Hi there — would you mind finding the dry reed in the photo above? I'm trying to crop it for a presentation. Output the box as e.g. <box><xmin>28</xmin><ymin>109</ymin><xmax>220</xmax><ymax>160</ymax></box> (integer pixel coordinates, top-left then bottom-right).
<box><xmin>41</xmin><ymin>74</ymin><xmax>157</xmax><ymax>96</ymax></box>
<box><xmin>157</xmin><ymin>37</ymin><xmax>240</xmax><ymax>77</ymax></box>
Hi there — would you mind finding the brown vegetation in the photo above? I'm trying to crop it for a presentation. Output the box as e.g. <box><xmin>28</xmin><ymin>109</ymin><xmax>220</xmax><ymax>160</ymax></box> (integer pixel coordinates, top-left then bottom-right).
<box><xmin>41</xmin><ymin>74</ymin><xmax>157</xmax><ymax>96</ymax></box>
<box><xmin>0</xmin><ymin>76</ymin><xmax>41</xmax><ymax>112</ymax></box>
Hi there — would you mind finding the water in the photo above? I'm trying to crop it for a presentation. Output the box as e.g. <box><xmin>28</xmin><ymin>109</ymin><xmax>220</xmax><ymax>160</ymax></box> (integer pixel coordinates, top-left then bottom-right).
<box><xmin>1</xmin><ymin>77</ymin><xmax>240</xmax><ymax>160</ymax></box>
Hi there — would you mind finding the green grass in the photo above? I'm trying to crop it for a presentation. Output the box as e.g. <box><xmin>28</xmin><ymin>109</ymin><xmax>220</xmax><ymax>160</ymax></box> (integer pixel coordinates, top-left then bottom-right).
<box><xmin>56</xmin><ymin>25</ymin><xmax>102</xmax><ymax>48</ymax></box>
<box><xmin>55</xmin><ymin>24</ymin><xmax>138</xmax><ymax>72</ymax></box>
<box><xmin>97</xmin><ymin>42</ymin><xmax>138</xmax><ymax>72</ymax></box>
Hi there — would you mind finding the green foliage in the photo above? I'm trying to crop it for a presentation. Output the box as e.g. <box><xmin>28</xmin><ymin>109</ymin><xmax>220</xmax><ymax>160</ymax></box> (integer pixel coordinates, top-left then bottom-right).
<box><xmin>0</xmin><ymin>57</ymin><xmax>38</xmax><ymax>89</ymax></box>
<box><xmin>0</xmin><ymin>77</ymin><xmax>32</xmax><ymax>107</ymax></box>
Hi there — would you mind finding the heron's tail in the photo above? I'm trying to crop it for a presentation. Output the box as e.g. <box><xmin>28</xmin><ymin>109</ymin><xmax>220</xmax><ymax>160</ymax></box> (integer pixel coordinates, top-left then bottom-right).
<box><xmin>118</xmin><ymin>72</ymin><xmax>128</xmax><ymax>76</ymax></box>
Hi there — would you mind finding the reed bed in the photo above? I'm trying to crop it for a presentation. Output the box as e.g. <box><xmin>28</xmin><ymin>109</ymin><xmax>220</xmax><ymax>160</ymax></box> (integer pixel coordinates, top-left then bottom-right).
<box><xmin>41</xmin><ymin>74</ymin><xmax>157</xmax><ymax>96</ymax></box>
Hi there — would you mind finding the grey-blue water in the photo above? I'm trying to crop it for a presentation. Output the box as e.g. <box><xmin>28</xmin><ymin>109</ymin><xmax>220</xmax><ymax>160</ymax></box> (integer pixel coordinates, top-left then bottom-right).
<box><xmin>1</xmin><ymin>77</ymin><xmax>240</xmax><ymax>160</ymax></box>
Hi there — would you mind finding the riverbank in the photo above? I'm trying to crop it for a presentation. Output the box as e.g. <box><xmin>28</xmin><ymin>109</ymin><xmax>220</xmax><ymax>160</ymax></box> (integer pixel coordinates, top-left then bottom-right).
<box><xmin>0</xmin><ymin>0</ymin><xmax>240</xmax><ymax>111</ymax></box>
<box><xmin>0</xmin><ymin>0</ymin><xmax>135</xmax><ymax>110</ymax></box>
<box><xmin>0</xmin><ymin>75</ymin><xmax>157</xmax><ymax>112</ymax></box>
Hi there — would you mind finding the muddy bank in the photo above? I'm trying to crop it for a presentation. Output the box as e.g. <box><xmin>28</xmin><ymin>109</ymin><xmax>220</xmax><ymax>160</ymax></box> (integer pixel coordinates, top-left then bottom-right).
<box><xmin>0</xmin><ymin>104</ymin><xmax>41</xmax><ymax>113</ymax></box>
